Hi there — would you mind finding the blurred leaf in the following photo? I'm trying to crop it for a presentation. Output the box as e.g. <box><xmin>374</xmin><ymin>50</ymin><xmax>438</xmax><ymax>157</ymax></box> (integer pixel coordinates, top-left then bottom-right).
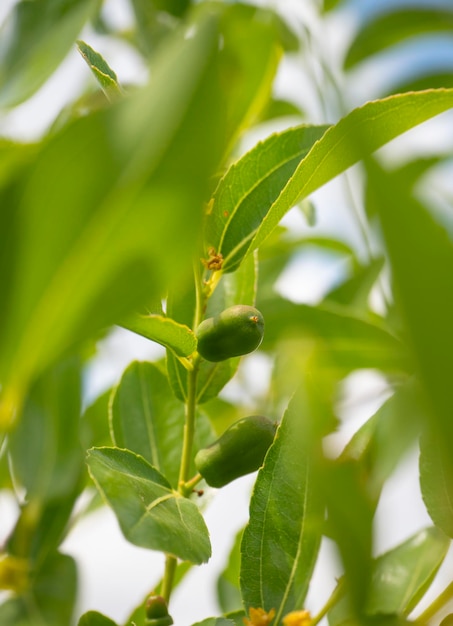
<box><xmin>0</xmin><ymin>0</ymin><xmax>98</xmax><ymax>107</ymax></box>
<box><xmin>217</xmin><ymin>527</ymin><xmax>243</xmax><ymax>613</ymax></box>
<box><xmin>367</xmin><ymin>527</ymin><xmax>450</xmax><ymax>615</ymax></box>
<box><xmin>420</xmin><ymin>431</ymin><xmax>453</xmax><ymax>538</ymax></box>
<box><xmin>224</xmin><ymin>612</ymin><xmax>246</xmax><ymax>626</ymax></box>
<box><xmin>76</xmin><ymin>40</ymin><xmax>122</xmax><ymax>101</ymax></box>
<box><xmin>344</xmin><ymin>8</ymin><xmax>453</xmax><ymax>69</ymax></box>
<box><xmin>80</xmin><ymin>388</ymin><xmax>113</xmax><ymax>450</ymax></box>
<box><xmin>0</xmin><ymin>141</ymin><xmax>37</xmax><ymax>190</ymax></box>
<box><xmin>260</xmin><ymin>298</ymin><xmax>409</xmax><ymax>374</ymax></box>
<box><xmin>206</xmin><ymin>89</ymin><xmax>453</xmax><ymax>274</ymax></box>
<box><xmin>324</xmin><ymin>257</ymin><xmax>385</xmax><ymax>312</ymax></box>
<box><xmin>368</xmin><ymin>160</ymin><xmax>453</xmax><ymax>485</ymax></box>
<box><xmin>0</xmin><ymin>10</ymin><xmax>230</xmax><ymax>429</ymax></box>
<box><xmin>79</xmin><ymin>611</ymin><xmax>118</xmax><ymax>626</ymax></box>
<box><xmin>324</xmin><ymin>459</ymin><xmax>375</xmax><ymax>617</ymax></box>
<box><xmin>384</xmin><ymin>72</ymin><xmax>453</xmax><ymax>98</ymax></box>
<box><xmin>86</xmin><ymin>447</ymin><xmax>211</xmax><ymax>563</ymax></box>
<box><xmin>259</xmin><ymin>98</ymin><xmax>304</xmax><ymax>123</ymax></box>
<box><xmin>205</xmin><ymin>125</ymin><xmax>330</xmax><ymax>273</ymax></box>
<box><xmin>119</xmin><ymin>314</ymin><xmax>196</xmax><ymax>357</ymax></box>
<box><xmin>110</xmin><ymin>361</ymin><xmax>213</xmax><ymax>488</ymax></box>
<box><xmin>323</xmin><ymin>0</ymin><xmax>344</xmax><ymax>12</ymax></box>
<box><xmin>0</xmin><ymin>552</ymin><xmax>77</xmax><ymax>626</ymax></box>
<box><xmin>329</xmin><ymin>528</ymin><xmax>450</xmax><ymax>624</ymax></box>
<box><xmin>340</xmin><ymin>380</ymin><xmax>424</xmax><ymax>502</ymax></box>
<box><xmin>8</xmin><ymin>355</ymin><xmax>84</xmax><ymax>501</ymax></box>
<box><xmin>240</xmin><ymin>389</ymin><xmax>324</xmax><ymax>622</ymax></box>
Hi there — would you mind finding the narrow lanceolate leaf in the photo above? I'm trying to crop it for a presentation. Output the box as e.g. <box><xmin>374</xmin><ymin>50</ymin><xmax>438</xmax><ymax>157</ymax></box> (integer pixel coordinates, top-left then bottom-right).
<box><xmin>0</xmin><ymin>0</ymin><xmax>97</xmax><ymax>107</ymax></box>
<box><xmin>191</xmin><ymin>620</ymin><xmax>235</xmax><ymax>626</ymax></box>
<box><xmin>420</xmin><ymin>432</ymin><xmax>453</xmax><ymax>538</ymax></box>
<box><xmin>207</xmin><ymin>89</ymin><xmax>453</xmax><ymax>273</ymax></box>
<box><xmin>240</xmin><ymin>392</ymin><xmax>323</xmax><ymax>623</ymax></box>
<box><xmin>344</xmin><ymin>8</ymin><xmax>453</xmax><ymax>69</ymax></box>
<box><xmin>119</xmin><ymin>314</ymin><xmax>196</xmax><ymax>357</ymax></box>
<box><xmin>110</xmin><ymin>361</ymin><xmax>213</xmax><ymax>488</ymax></box>
<box><xmin>86</xmin><ymin>447</ymin><xmax>211</xmax><ymax>564</ymax></box>
<box><xmin>205</xmin><ymin>125</ymin><xmax>330</xmax><ymax>272</ymax></box>
<box><xmin>76</xmin><ymin>40</ymin><xmax>122</xmax><ymax>100</ymax></box>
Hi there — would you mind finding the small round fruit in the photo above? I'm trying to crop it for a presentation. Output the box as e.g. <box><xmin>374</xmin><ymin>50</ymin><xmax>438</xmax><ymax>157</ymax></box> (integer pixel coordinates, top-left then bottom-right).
<box><xmin>145</xmin><ymin>595</ymin><xmax>173</xmax><ymax>626</ymax></box>
<box><xmin>195</xmin><ymin>415</ymin><xmax>277</xmax><ymax>488</ymax></box>
<box><xmin>196</xmin><ymin>305</ymin><xmax>264</xmax><ymax>362</ymax></box>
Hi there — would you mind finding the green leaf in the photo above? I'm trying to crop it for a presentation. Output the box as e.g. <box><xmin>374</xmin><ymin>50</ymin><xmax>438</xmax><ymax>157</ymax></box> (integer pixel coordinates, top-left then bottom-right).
<box><xmin>367</xmin><ymin>160</ymin><xmax>453</xmax><ymax>486</ymax></box>
<box><xmin>260</xmin><ymin>298</ymin><xmax>409</xmax><ymax>374</ymax></box>
<box><xmin>324</xmin><ymin>257</ymin><xmax>385</xmax><ymax>312</ymax></box>
<box><xmin>119</xmin><ymin>314</ymin><xmax>196</xmax><ymax>357</ymax></box>
<box><xmin>80</xmin><ymin>388</ymin><xmax>113</xmax><ymax>450</ymax></box>
<box><xmin>420</xmin><ymin>432</ymin><xmax>453</xmax><ymax>538</ymax></box>
<box><xmin>207</xmin><ymin>89</ymin><xmax>453</xmax><ymax>274</ymax></box>
<box><xmin>110</xmin><ymin>361</ymin><xmax>213</xmax><ymax>488</ymax></box>
<box><xmin>217</xmin><ymin>528</ymin><xmax>244</xmax><ymax>613</ymax></box>
<box><xmin>0</xmin><ymin>0</ymin><xmax>98</xmax><ymax>107</ymax></box>
<box><xmin>0</xmin><ymin>552</ymin><xmax>77</xmax><ymax>626</ymax></box>
<box><xmin>344</xmin><ymin>8</ymin><xmax>453</xmax><ymax>69</ymax></box>
<box><xmin>76</xmin><ymin>40</ymin><xmax>122</xmax><ymax>101</ymax></box>
<box><xmin>368</xmin><ymin>527</ymin><xmax>450</xmax><ymax>616</ymax></box>
<box><xmin>340</xmin><ymin>380</ymin><xmax>424</xmax><ymax>501</ymax></box>
<box><xmin>78</xmin><ymin>611</ymin><xmax>118</xmax><ymax>626</ymax></box>
<box><xmin>0</xmin><ymin>10</ymin><xmax>231</xmax><ymax>428</ymax></box>
<box><xmin>86</xmin><ymin>447</ymin><xmax>211</xmax><ymax>564</ymax></box>
<box><xmin>8</xmin><ymin>355</ymin><xmax>84</xmax><ymax>501</ymax></box>
<box><xmin>240</xmin><ymin>390</ymin><xmax>323</xmax><ymax>622</ymax></box>
<box><xmin>205</xmin><ymin>125</ymin><xmax>330</xmax><ymax>273</ymax></box>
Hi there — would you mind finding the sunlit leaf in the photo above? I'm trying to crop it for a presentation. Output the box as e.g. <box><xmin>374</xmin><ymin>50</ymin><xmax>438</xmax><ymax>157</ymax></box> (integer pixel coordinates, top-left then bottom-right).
<box><xmin>344</xmin><ymin>8</ymin><xmax>453</xmax><ymax>69</ymax></box>
<box><xmin>206</xmin><ymin>89</ymin><xmax>453</xmax><ymax>274</ymax></box>
<box><xmin>0</xmin><ymin>0</ymin><xmax>98</xmax><ymax>107</ymax></box>
<box><xmin>119</xmin><ymin>314</ymin><xmax>196</xmax><ymax>357</ymax></box>
<box><xmin>86</xmin><ymin>447</ymin><xmax>211</xmax><ymax>563</ymax></box>
<box><xmin>0</xmin><ymin>11</ymin><xmax>229</xmax><ymax>429</ymax></box>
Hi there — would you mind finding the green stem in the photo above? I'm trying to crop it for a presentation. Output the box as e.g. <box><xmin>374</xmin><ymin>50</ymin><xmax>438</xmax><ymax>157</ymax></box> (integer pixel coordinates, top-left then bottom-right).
<box><xmin>160</xmin><ymin>554</ymin><xmax>177</xmax><ymax>604</ymax></box>
<box><xmin>414</xmin><ymin>582</ymin><xmax>453</xmax><ymax>624</ymax></box>
<box><xmin>311</xmin><ymin>580</ymin><xmax>345</xmax><ymax>626</ymax></box>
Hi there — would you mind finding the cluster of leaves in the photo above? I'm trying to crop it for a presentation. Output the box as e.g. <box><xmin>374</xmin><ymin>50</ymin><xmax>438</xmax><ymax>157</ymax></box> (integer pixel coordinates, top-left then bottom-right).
<box><xmin>0</xmin><ymin>0</ymin><xmax>453</xmax><ymax>625</ymax></box>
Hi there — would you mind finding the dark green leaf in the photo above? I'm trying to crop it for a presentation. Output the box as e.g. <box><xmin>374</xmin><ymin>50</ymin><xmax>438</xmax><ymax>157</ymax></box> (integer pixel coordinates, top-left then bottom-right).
<box><xmin>76</xmin><ymin>40</ymin><xmax>122</xmax><ymax>100</ymax></box>
<box><xmin>240</xmin><ymin>390</ymin><xmax>324</xmax><ymax>622</ymax></box>
<box><xmin>344</xmin><ymin>8</ymin><xmax>453</xmax><ymax>69</ymax></box>
<box><xmin>0</xmin><ymin>0</ymin><xmax>98</xmax><ymax>107</ymax></box>
<box><xmin>79</xmin><ymin>611</ymin><xmax>119</xmax><ymax>626</ymax></box>
<box><xmin>420</xmin><ymin>432</ymin><xmax>453</xmax><ymax>538</ymax></box>
<box><xmin>119</xmin><ymin>314</ymin><xmax>196</xmax><ymax>358</ymax></box>
<box><xmin>110</xmin><ymin>361</ymin><xmax>213</xmax><ymax>488</ymax></box>
<box><xmin>205</xmin><ymin>125</ymin><xmax>330</xmax><ymax>273</ymax></box>
<box><xmin>86</xmin><ymin>447</ymin><xmax>211</xmax><ymax>563</ymax></box>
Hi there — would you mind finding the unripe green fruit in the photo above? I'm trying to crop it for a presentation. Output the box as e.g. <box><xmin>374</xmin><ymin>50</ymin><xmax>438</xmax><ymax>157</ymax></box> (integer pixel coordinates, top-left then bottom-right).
<box><xmin>145</xmin><ymin>595</ymin><xmax>173</xmax><ymax>626</ymax></box>
<box><xmin>195</xmin><ymin>415</ymin><xmax>277</xmax><ymax>488</ymax></box>
<box><xmin>196</xmin><ymin>305</ymin><xmax>264</xmax><ymax>362</ymax></box>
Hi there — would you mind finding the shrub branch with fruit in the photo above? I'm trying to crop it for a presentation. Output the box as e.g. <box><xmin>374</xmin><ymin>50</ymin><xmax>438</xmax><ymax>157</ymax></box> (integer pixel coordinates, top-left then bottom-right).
<box><xmin>1</xmin><ymin>1</ymin><xmax>453</xmax><ymax>626</ymax></box>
